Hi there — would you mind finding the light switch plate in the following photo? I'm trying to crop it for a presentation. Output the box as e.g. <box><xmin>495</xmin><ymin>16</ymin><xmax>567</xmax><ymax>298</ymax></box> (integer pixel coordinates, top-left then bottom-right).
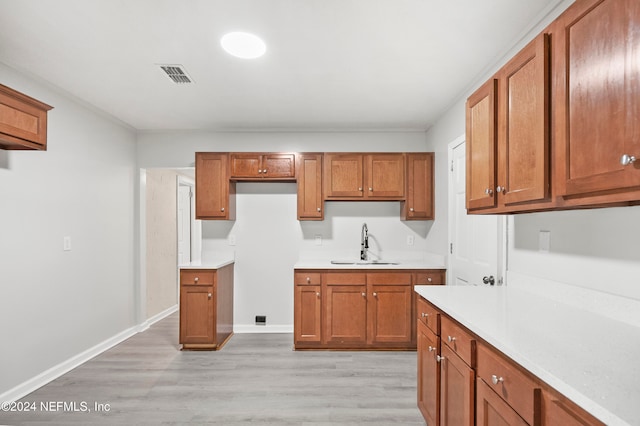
<box><xmin>229</xmin><ymin>235</ymin><xmax>236</xmax><ymax>246</ymax></box>
<box><xmin>407</xmin><ymin>235</ymin><xmax>415</xmax><ymax>246</ymax></box>
<box><xmin>314</xmin><ymin>235</ymin><xmax>322</xmax><ymax>246</ymax></box>
<box><xmin>63</xmin><ymin>236</ymin><xmax>71</xmax><ymax>251</ymax></box>
<box><xmin>539</xmin><ymin>230</ymin><xmax>550</xmax><ymax>252</ymax></box>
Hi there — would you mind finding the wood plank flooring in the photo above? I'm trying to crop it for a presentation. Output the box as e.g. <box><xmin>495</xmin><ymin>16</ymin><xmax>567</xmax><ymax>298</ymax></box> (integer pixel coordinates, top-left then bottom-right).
<box><xmin>0</xmin><ymin>313</ymin><xmax>425</xmax><ymax>425</ymax></box>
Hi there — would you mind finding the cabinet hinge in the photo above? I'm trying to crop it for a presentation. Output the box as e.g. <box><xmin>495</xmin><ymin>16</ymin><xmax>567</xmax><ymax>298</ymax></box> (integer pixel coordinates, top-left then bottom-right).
<box><xmin>450</xmin><ymin>243</ymin><xmax>453</xmax><ymax>254</ymax></box>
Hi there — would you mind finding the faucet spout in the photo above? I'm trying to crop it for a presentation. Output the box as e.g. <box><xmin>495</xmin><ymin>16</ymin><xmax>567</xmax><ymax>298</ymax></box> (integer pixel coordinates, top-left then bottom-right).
<box><xmin>360</xmin><ymin>223</ymin><xmax>369</xmax><ymax>261</ymax></box>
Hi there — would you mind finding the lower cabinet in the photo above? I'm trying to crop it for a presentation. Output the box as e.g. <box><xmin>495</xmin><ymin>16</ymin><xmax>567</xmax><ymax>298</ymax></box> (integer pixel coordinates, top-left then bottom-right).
<box><xmin>416</xmin><ymin>295</ymin><xmax>605</xmax><ymax>426</ymax></box>
<box><xmin>179</xmin><ymin>264</ymin><xmax>234</xmax><ymax>350</ymax></box>
<box><xmin>294</xmin><ymin>268</ymin><xmax>444</xmax><ymax>349</ymax></box>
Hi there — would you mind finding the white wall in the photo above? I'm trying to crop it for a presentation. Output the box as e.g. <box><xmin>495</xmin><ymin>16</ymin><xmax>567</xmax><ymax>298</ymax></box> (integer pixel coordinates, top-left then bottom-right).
<box><xmin>137</xmin><ymin>131</ymin><xmax>436</xmax><ymax>330</ymax></box>
<box><xmin>0</xmin><ymin>62</ymin><xmax>137</xmax><ymax>397</ymax></box>
<box><xmin>424</xmin><ymin>0</ymin><xmax>640</xmax><ymax>301</ymax></box>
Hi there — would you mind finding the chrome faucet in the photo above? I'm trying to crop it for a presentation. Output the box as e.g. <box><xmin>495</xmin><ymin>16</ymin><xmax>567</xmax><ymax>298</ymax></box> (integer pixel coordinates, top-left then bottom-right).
<box><xmin>360</xmin><ymin>223</ymin><xmax>369</xmax><ymax>261</ymax></box>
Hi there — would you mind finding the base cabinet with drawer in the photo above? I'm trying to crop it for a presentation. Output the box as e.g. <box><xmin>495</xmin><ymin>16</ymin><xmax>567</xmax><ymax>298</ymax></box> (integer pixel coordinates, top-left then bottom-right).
<box><xmin>416</xmin><ymin>295</ymin><xmax>605</xmax><ymax>426</ymax></box>
<box><xmin>179</xmin><ymin>263</ymin><xmax>234</xmax><ymax>350</ymax></box>
<box><xmin>294</xmin><ymin>268</ymin><xmax>444</xmax><ymax>350</ymax></box>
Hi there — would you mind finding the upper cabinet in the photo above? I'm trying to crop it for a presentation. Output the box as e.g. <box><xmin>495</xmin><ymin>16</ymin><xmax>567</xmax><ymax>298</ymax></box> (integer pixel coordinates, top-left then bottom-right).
<box><xmin>195</xmin><ymin>153</ymin><xmax>236</xmax><ymax>220</ymax></box>
<box><xmin>229</xmin><ymin>153</ymin><xmax>295</xmax><ymax>180</ymax></box>
<box><xmin>0</xmin><ymin>84</ymin><xmax>53</xmax><ymax>151</ymax></box>
<box><xmin>553</xmin><ymin>0</ymin><xmax>640</xmax><ymax>203</ymax></box>
<box><xmin>402</xmin><ymin>153</ymin><xmax>435</xmax><ymax>220</ymax></box>
<box><xmin>466</xmin><ymin>0</ymin><xmax>640</xmax><ymax>213</ymax></box>
<box><xmin>297</xmin><ymin>154</ymin><xmax>324</xmax><ymax>220</ymax></box>
<box><xmin>324</xmin><ymin>153</ymin><xmax>405</xmax><ymax>200</ymax></box>
<box><xmin>466</xmin><ymin>33</ymin><xmax>550</xmax><ymax>213</ymax></box>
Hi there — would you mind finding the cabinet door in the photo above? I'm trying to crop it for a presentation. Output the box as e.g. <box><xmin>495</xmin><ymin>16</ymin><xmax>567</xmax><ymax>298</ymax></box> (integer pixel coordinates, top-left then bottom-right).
<box><xmin>179</xmin><ymin>285</ymin><xmax>214</xmax><ymax>344</ymax></box>
<box><xmin>476</xmin><ymin>378</ymin><xmax>528</xmax><ymax>426</ymax></box>
<box><xmin>541</xmin><ymin>389</ymin><xmax>604</xmax><ymax>426</ymax></box>
<box><xmin>466</xmin><ymin>79</ymin><xmax>498</xmax><ymax>211</ymax></box>
<box><xmin>440</xmin><ymin>344</ymin><xmax>474</xmax><ymax>426</ymax></box>
<box><xmin>368</xmin><ymin>284</ymin><xmax>413</xmax><ymax>346</ymax></box>
<box><xmin>297</xmin><ymin>154</ymin><xmax>323</xmax><ymax>220</ymax></box>
<box><xmin>403</xmin><ymin>153</ymin><xmax>434</xmax><ymax>220</ymax></box>
<box><xmin>417</xmin><ymin>320</ymin><xmax>440</xmax><ymax>426</ymax></box>
<box><xmin>324</xmin><ymin>153</ymin><xmax>364</xmax><ymax>198</ymax></box>
<box><xmin>556</xmin><ymin>0</ymin><xmax>640</xmax><ymax>197</ymax></box>
<box><xmin>0</xmin><ymin>83</ymin><xmax>52</xmax><ymax>150</ymax></box>
<box><xmin>229</xmin><ymin>153</ymin><xmax>261</xmax><ymax>178</ymax></box>
<box><xmin>262</xmin><ymin>153</ymin><xmax>295</xmax><ymax>178</ymax></box>
<box><xmin>294</xmin><ymin>284</ymin><xmax>322</xmax><ymax>344</ymax></box>
<box><xmin>499</xmin><ymin>33</ymin><xmax>550</xmax><ymax>206</ymax></box>
<box><xmin>195</xmin><ymin>153</ymin><xmax>234</xmax><ymax>220</ymax></box>
<box><xmin>324</xmin><ymin>283</ymin><xmax>367</xmax><ymax>346</ymax></box>
<box><xmin>366</xmin><ymin>154</ymin><xmax>405</xmax><ymax>199</ymax></box>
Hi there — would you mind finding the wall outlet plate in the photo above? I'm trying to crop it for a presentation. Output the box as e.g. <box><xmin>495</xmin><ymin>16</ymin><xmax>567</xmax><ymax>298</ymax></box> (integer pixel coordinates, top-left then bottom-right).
<box><xmin>539</xmin><ymin>230</ymin><xmax>550</xmax><ymax>252</ymax></box>
<box><xmin>255</xmin><ymin>315</ymin><xmax>266</xmax><ymax>325</ymax></box>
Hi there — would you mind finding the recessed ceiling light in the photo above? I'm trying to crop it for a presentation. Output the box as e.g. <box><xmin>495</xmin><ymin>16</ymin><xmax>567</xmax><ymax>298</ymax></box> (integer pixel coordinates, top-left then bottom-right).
<box><xmin>220</xmin><ymin>32</ymin><xmax>266</xmax><ymax>59</ymax></box>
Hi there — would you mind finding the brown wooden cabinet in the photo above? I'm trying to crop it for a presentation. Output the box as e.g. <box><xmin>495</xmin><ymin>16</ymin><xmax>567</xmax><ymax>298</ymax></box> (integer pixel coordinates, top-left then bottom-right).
<box><xmin>402</xmin><ymin>153</ymin><xmax>434</xmax><ymax>220</ymax></box>
<box><xmin>0</xmin><ymin>83</ymin><xmax>53</xmax><ymax>150</ymax></box>
<box><xmin>554</xmin><ymin>0</ymin><xmax>640</xmax><ymax>204</ymax></box>
<box><xmin>294</xmin><ymin>268</ymin><xmax>444</xmax><ymax>349</ymax></box>
<box><xmin>466</xmin><ymin>32</ymin><xmax>550</xmax><ymax>213</ymax></box>
<box><xmin>179</xmin><ymin>264</ymin><xmax>234</xmax><ymax>350</ymax></box>
<box><xmin>324</xmin><ymin>153</ymin><xmax>405</xmax><ymax>200</ymax></box>
<box><xmin>296</xmin><ymin>153</ymin><xmax>324</xmax><ymax>220</ymax></box>
<box><xmin>195</xmin><ymin>153</ymin><xmax>236</xmax><ymax>220</ymax></box>
<box><xmin>541</xmin><ymin>388</ymin><xmax>605</xmax><ymax>426</ymax></box>
<box><xmin>417</xmin><ymin>320</ymin><xmax>440</xmax><ymax>426</ymax></box>
<box><xmin>476</xmin><ymin>378</ymin><xmax>528</xmax><ymax>426</ymax></box>
<box><xmin>229</xmin><ymin>153</ymin><xmax>296</xmax><ymax>180</ymax></box>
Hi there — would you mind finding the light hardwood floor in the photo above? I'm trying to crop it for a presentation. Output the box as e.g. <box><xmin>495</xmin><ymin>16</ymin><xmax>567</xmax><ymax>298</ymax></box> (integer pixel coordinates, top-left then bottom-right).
<box><xmin>0</xmin><ymin>313</ymin><xmax>425</xmax><ymax>425</ymax></box>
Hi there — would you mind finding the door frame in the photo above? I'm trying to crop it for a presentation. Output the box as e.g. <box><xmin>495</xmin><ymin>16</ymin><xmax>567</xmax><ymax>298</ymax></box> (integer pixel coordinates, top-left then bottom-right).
<box><xmin>447</xmin><ymin>134</ymin><xmax>508</xmax><ymax>286</ymax></box>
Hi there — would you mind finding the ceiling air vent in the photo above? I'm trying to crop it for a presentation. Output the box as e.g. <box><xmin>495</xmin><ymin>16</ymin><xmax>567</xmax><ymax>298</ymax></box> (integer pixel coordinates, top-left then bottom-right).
<box><xmin>159</xmin><ymin>64</ymin><xmax>193</xmax><ymax>84</ymax></box>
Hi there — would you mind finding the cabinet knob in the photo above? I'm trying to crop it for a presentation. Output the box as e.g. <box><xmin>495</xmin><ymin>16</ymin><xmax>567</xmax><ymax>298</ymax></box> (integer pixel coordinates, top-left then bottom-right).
<box><xmin>409</xmin><ymin>208</ymin><xmax>414</xmax><ymax>212</ymax></box>
<box><xmin>258</xmin><ymin>169</ymin><xmax>263</xmax><ymax>173</ymax></box>
<box><xmin>491</xmin><ymin>375</ymin><xmax>504</xmax><ymax>385</ymax></box>
<box><xmin>621</xmin><ymin>154</ymin><xmax>636</xmax><ymax>166</ymax></box>
<box><xmin>194</xmin><ymin>277</ymin><xmax>199</xmax><ymax>282</ymax></box>
<box><xmin>361</xmin><ymin>292</ymin><xmax>366</xmax><ymax>297</ymax></box>
<box><xmin>306</xmin><ymin>277</ymin><xmax>311</xmax><ymax>283</ymax></box>
<box><xmin>427</xmin><ymin>277</ymin><xmax>432</xmax><ymax>283</ymax></box>
<box><xmin>496</xmin><ymin>185</ymin><xmax>506</xmax><ymax>193</ymax></box>
<box><xmin>428</xmin><ymin>346</ymin><xmax>436</xmax><ymax>352</ymax></box>
<box><xmin>208</xmin><ymin>293</ymin><xmax>212</xmax><ymax>299</ymax></box>
<box><xmin>421</xmin><ymin>312</ymin><xmax>428</xmax><ymax>318</ymax></box>
<box><xmin>485</xmin><ymin>188</ymin><xmax>493</xmax><ymax>195</ymax></box>
<box><xmin>316</xmin><ymin>292</ymin><xmax>320</xmax><ymax>297</ymax></box>
<box><xmin>358</xmin><ymin>187</ymin><xmax>363</xmax><ymax>191</ymax></box>
<box><xmin>447</xmin><ymin>336</ymin><xmax>456</xmax><ymax>343</ymax></box>
<box><xmin>317</xmin><ymin>207</ymin><xmax>321</xmax><ymax>212</ymax></box>
<box><xmin>221</xmin><ymin>207</ymin><xmax>225</xmax><ymax>212</ymax></box>
<box><xmin>369</xmin><ymin>187</ymin><xmax>373</xmax><ymax>191</ymax></box>
<box><xmin>373</xmin><ymin>292</ymin><xmax>377</xmax><ymax>297</ymax></box>
<box><xmin>436</xmin><ymin>355</ymin><xmax>445</xmax><ymax>362</ymax></box>
<box><xmin>263</xmin><ymin>169</ymin><xmax>268</xmax><ymax>173</ymax></box>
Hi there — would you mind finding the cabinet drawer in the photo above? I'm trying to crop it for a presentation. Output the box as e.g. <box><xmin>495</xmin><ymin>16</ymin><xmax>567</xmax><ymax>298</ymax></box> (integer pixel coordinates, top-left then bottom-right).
<box><xmin>325</xmin><ymin>272</ymin><xmax>366</xmax><ymax>285</ymax></box>
<box><xmin>441</xmin><ymin>316</ymin><xmax>475</xmax><ymax>367</ymax></box>
<box><xmin>414</xmin><ymin>270</ymin><xmax>445</xmax><ymax>285</ymax></box>
<box><xmin>416</xmin><ymin>297</ymin><xmax>440</xmax><ymax>335</ymax></box>
<box><xmin>180</xmin><ymin>269</ymin><xmax>215</xmax><ymax>285</ymax></box>
<box><xmin>367</xmin><ymin>272</ymin><xmax>411</xmax><ymax>285</ymax></box>
<box><xmin>477</xmin><ymin>343</ymin><xmax>540</xmax><ymax>425</ymax></box>
<box><xmin>294</xmin><ymin>272</ymin><xmax>322</xmax><ymax>285</ymax></box>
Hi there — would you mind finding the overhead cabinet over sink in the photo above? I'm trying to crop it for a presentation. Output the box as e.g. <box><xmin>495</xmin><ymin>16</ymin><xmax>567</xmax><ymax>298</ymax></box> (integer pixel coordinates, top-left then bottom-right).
<box><xmin>229</xmin><ymin>153</ymin><xmax>296</xmax><ymax>180</ymax></box>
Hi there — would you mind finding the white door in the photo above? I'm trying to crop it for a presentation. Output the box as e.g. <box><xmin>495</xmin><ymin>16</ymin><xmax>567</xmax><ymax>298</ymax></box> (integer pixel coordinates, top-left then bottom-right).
<box><xmin>177</xmin><ymin>184</ymin><xmax>192</xmax><ymax>265</ymax></box>
<box><xmin>448</xmin><ymin>137</ymin><xmax>502</xmax><ymax>286</ymax></box>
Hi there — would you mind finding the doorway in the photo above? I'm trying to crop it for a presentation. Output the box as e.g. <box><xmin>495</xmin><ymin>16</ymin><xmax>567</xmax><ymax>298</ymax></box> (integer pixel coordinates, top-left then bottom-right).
<box><xmin>447</xmin><ymin>135</ymin><xmax>505</xmax><ymax>286</ymax></box>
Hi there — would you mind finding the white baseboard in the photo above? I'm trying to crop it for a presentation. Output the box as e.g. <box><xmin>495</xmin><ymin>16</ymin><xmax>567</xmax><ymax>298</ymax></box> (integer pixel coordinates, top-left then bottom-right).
<box><xmin>234</xmin><ymin>324</ymin><xmax>293</xmax><ymax>334</ymax></box>
<box><xmin>0</xmin><ymin>304</ymin><xmax>178</xmax><ymax>404</ymax></box>
<box><xmin>136</xmin><ymin>304</ymin><xmax>178</xmax><ymax>332</ymax></box>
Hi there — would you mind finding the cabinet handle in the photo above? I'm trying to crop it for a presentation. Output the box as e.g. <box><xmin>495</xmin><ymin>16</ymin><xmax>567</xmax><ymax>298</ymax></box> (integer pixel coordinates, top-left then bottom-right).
<box><xmin>491</xmin><ymin>375</ymin><xmax>504</xmax><ymax>385</ymax></box>
<box><xmin>496</xmin><ymin>185</ymin><xmax>506</xmax><ymax>193</ymax></box>
<box><xmin>306</xmin><ymin>277</ymin><xmax>311</xmax><ymax>283</ymax></box>
<box><xmin>263</xmin><ymin>169</ymin><xmax>268</xmax><ymax>173</ymax></box>
<box><xmin>194</xmin><ymin>277</ymin><xmax>199</xmax><ymax>282</ymax></box>
<box><xmin>221</xmin><ymin>207</ymin><xmax>225</xmax><ymax>212</ymax></box>
<box><xmin>421</xmin><ymin>312</ymin><xmax>428</xmax><ymax>318</ymax></box>
<box><xmin>373</xmin><ymin>292</ymin><xmax>377</xmax><ymax>297</ymax></box>
<box><xmin>358</xmin><ymin>187</ymin><xmax>363</xmax><ymax>191</ymax></box>
<box><xmin>621</xmin><ymin>154</ymin><xmax>636</xmax><ymax>166</ymax></box>
<box><xmin>369</xmin><ymin>187</ymin><xmax>373</xmax><ymax>191</ymax></box>
<box><xmin>361</xmin><ymin>292</ymin><xmax>366</xmax><ymax>297</ymax></box>
<box><xmin>317</xmin><ymin>207</ymin><xmax>321</xmax><ymax>212</ymax></box>
<box><xmin>436</xmin><ymin>355</ymin><xmax>445</xmax><ymax>362</ymax></box>
<box><xmin>427</xmin><ymin>277</ymin><xmax>432</xmax><ymax>283</ymax></box>
<box><xmin>409</xmin><ymin>208</ymin><xmax>414</xmax><ymax>212</ymax></box>
<box><xmin>258</xmin><ymin>169</ymin><xmax>263</xmax><ymax>173</ymax></box>
<box><xmin>316</xmin><ymin>292</ymin><xmax>320</xmax><ymax>297</ymax></box>
<box><xmin>447</xmin><ymin>336</ymin><xmax>456</xmax><ymax>343</ymax></box>
<box><xmin>428</xmin><ymin>346</ymin><xmax>436</xmax><ymax>352</ymax></box>
<box><xmin>208</xmin><ymin>293</ymin><xmax>212</xmax><ymax>299</ymax></box>
<box><xmin>484</xmin><ymin>188</ymin><xmax>493</xmax><ymax>195</ymax></box>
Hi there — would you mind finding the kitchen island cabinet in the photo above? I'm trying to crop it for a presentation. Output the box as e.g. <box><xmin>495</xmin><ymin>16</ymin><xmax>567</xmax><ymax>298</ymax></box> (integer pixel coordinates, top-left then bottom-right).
<box><xmin>294</xmin><ymin>264</ymin><xmax>445</xmax><ymax>350</ymax></box>
<box><xmin>414</xmin><ymin>283</ymin><xmax>635</xmax><ymax>425</ymax></box>
<box><xmin>179</xmin><ymin>262</ymin><xmax>234</xmax><ymax>350</ymax></box>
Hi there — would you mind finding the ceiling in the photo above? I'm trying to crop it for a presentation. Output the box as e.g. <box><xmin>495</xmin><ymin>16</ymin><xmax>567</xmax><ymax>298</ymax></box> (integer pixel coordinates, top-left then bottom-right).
<box><xmin>0</xmin><ymin>0</ymin><xmax>563</xmax><ymax>132</ymax></box>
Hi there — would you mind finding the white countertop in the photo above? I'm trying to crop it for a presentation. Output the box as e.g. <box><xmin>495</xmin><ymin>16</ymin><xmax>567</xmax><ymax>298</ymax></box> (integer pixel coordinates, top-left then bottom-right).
<box><xmin>178</xmin><ymin>253</ymin><xmax>235</xmax><ymax>270</ymax></box>
<box><xmin>294</xmin><ymin>251</ymin><xmax>446</xmax><ymax>270</ymax></box>
<box><xmin>414</xmin><ymin>283</ymin><xmax>640</xmax><ymax>426</ymax></box>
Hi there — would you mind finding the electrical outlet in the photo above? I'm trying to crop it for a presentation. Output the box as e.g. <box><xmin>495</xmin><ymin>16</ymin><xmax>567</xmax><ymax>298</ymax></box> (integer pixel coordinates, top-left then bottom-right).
<box><xmin>406</xmin><ymin>235</ymin><xmax>415</xmax><ymax>246</ymax></box>
<box><xmin>314</xmin><ymin>235</ymin><xmax>322</xmax><ymax>246</ymax></box>
<box><xmin>539</xmin><ymin>230</ymin><xmax>550</xmax><ymax>252</ymax></box>
<box><xmin>255</xmin><ymin>315</ymin><xmax>266</xmax><ymax>325</ymax></box>
<box><xmin>63</xmin><ymin>236</ymin><xmax>71</xmax><ymax>251</ymax></box>
<box><xmin>229</xmin><ymin>235</ymin><xmax>236</xmax><ymax>246</ymax></box>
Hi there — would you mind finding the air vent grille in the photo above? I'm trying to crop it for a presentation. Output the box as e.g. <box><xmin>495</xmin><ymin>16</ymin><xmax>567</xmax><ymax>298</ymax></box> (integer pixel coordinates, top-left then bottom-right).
<box><xmin>159</xmin><ymin>65</ymin><xmax>193</xmax><ymax>84</ymax></box>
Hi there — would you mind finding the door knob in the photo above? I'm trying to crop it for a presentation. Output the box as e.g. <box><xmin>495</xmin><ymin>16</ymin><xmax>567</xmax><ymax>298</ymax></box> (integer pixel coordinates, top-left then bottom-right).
<box><xmin>483</xmin><ymin>276</ymin><xmax>495</xmax><ymax>285</ymax></box>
